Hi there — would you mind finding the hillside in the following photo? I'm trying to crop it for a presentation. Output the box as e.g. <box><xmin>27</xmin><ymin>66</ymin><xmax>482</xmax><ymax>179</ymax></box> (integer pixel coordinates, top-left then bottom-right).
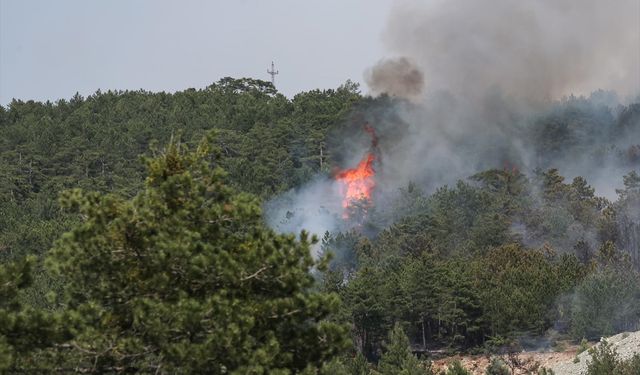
<box><xmin>1</xmin><ymin>80</ymin><xmax>639</xmax><ymax>372</ymax></box>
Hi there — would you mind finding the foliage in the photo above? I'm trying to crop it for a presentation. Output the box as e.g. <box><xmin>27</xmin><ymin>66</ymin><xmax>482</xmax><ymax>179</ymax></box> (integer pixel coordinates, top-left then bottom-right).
<box><xmin>377</xmin><ymin>323</ymin><xmax>426</xmax><ymax>375</ymax></box>
<box><xmin>578</xmin><ymin>338</ymin><xmax>590</xmax><ymax>354</ymax></box>
<box><xmin>445</xmin><ymin>360</ymin><xmax>471</xmax><ymax>375</ymax></box>
<box><xmin>616</xmin><ymin>354</ymin><xmax>640</xmax><ymax>375</ymax></box>
<box><xmin>571</xmin><ymin>243</ymin><xmax>640</xmax><ymax>339</ymax></box>
<box><xmin>34</xmin><ymin>138</ymin><xmax>349</xmax><ymax>373</ymax></box>
<box><xmin>320</xmin><ymin>357</ymin><xmax>351</xmax><ymax>375</ymax></box>
<box><xmin>1</xmin><ymin>78</ymin><xmax>639</xmax><ymax>370</ymax></box>
<box><xmin>0</xmin><ymin>78</ymin><xmax>362</xmax><ymax>265</ymax></box>
<box><xmin>485</xmin><ymin>357</ymin><xmax>510</xmax><ymax>375</ymax></box>
<box><xmin>476</xmin><ymin>244</ymin><xmax>569</xmax><ymax>337</ymax></box>
<box><xmin>0</xmin><ymin>256</ymin><xmax>67</xmax><ymax>371</ymax></box>
<box><xmin>586</xmin><ymin>340</ymin><xmax>619</xmax><ymax>375</ymax></box>
<box><xmin>348</xmin><ymin>352</ymin><xmax>372</xmax><ymax>375</ymax></box>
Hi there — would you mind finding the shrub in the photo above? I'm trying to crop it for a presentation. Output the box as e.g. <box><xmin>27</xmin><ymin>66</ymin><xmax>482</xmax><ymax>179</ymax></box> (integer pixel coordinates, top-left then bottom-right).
<box><xmin>577</xmin><ymin>338</ymin><xmax>589</xmax><ymax>354</ymax></box>
<box><xmin>446</xmin><ymin>360</ymin><xmax>471</xmax><ymax>375</ymax></box>
<box><xmin>586</xmin><ymin>340</ymin><xmax>618</xmax><ymax>375</ymax></box>
<box><xmin>485</xmin><ymin>357</ymin><xmax>510</xmax><ymax>375</ymax></box>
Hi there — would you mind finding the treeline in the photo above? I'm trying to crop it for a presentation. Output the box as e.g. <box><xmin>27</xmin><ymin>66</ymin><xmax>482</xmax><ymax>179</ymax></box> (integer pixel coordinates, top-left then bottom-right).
<box><xmin>0</xmin><ymin>78</ymin><xmax>361</xmax><ymax>264</ymax></box>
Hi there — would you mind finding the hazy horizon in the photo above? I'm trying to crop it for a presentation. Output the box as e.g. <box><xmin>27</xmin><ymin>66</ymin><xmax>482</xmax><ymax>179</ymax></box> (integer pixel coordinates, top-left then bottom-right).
<box><xmin>0</xmin><ymin>0</ymin><xmax>392</xmax><ymax>104</ymax></box>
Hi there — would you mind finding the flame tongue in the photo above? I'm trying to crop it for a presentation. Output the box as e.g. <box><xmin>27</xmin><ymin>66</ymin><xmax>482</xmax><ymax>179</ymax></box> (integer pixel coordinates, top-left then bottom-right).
<box><xmin>335</xmin><ymin>124</ymin><xmax>378</xmax><ymax>216</ymax></box>
<box><xmin>336</xmin><ymin>153</ymin><xmax>376</xmax><ymax>209</ymax></box>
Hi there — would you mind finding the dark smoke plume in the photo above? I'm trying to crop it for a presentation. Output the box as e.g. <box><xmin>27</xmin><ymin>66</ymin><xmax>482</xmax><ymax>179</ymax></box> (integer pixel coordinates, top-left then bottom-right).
<box><xmin>365</xmin><ymin>57</ymin><xmax>425</xmax><ymax>100</ymax></box>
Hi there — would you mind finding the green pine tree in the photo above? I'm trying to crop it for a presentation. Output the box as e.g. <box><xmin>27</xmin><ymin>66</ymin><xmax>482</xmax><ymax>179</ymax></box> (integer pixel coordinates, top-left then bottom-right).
<box><xmin>378</xmin><ymin>323</ymin><xmax>426</xmax><ymax>375</ymax></box>
<box><xmin>43</xmin><ymin>136</ymin><xmax>349</xmax><ymax>373</ymax></box>
<box><xmin>0</xmin><ymin>256</ymin><xmax>66</xmax><ymax>371</ymax></box>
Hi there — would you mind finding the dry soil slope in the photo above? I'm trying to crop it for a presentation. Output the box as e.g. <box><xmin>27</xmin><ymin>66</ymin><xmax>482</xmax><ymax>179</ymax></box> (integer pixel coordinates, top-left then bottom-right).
<box><xmin>551</xmin><ymin>331</ymin><xmax>640</xmax><ymax>375</ymax></box>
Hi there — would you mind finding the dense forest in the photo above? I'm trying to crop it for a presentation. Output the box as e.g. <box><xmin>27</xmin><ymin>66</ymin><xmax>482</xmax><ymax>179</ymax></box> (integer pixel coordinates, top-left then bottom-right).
<box><xmin>1</xmin><ymin>78</ymin><xmax>639</xmax><ymax>373</ymax></box>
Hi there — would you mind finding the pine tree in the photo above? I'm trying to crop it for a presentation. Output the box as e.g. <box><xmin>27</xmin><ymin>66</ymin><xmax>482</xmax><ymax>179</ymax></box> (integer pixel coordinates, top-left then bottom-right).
<box><xmin>378</xmin><ymin>323</ymin><xmax>426</xmax><ymax>375</ymax></box>
<box><xmin>348</xmin><ymin>351</ymin><xmax>371</xmax><ymax>375</ymax></box>
<box><xmin>44</xmin><ymin>136</ymin><xmax>349</xmax><ymax>373</ymax></box>
<box><xmin>0</xmin><ymin>256</ymin><xmax>66</xmax><ymax>371</ymax></box>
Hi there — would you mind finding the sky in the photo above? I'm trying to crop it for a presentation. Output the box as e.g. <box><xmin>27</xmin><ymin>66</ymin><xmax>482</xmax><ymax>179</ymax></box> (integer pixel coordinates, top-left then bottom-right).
<box><xmin>0</xmin><ymin>0</ymin><xmax>393</xmax><ymax>104</ymax></box>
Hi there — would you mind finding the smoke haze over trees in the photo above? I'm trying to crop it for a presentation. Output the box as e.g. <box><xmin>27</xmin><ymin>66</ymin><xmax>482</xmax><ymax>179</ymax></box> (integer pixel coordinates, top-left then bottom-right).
<box><xmin>270</xmin><ymin>0</ymin><xmax>640</xmax><ymax>244</ymax></box>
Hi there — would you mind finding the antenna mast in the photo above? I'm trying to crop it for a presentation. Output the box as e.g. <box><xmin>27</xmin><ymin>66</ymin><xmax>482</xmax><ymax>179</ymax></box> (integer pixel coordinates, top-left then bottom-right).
<box><xmin>267</xmin><ymin>61</ymin><xmax>279</xmax><ymax>86</ymax></box>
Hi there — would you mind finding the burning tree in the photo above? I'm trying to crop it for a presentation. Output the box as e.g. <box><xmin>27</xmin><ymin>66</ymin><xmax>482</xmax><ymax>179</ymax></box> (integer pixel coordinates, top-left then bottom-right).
<box><xmin>335</xmin><ymin>124</ymin><xmax>379</xmax><ymax>222</ymax></box>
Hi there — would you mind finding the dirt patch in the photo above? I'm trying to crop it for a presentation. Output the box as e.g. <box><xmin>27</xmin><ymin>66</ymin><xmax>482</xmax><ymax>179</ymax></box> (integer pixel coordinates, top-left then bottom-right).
<box><xmin>432</xmin><ymin>348</ymin><xmax>578</xmax><ymax>375</ymax></box>
<box><xmin>431</xmin><ymin>331</ymin><xmax>640</xmax><ymax>374</ymax></box>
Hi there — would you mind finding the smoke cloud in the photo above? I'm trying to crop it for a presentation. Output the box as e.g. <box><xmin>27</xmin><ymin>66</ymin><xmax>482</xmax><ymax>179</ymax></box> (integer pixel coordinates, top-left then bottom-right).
<box><xmin>363</xmin><ymin>0</ymin><xmax>640</xmax><ymax>196</ymax></box>
<box><xmin>365</xmin><ymin>57</ymin><xmax>425</xmax><ymax>100</ymax></box>
<box><xmin>266</xmin><ymin>0</ymin><xmax>640</xmax><ymax>254</ymax></box>
<box><xmin>383</xmin><ymin>0</ymin><xmax>640</xmax><ymax>101</ymax></box>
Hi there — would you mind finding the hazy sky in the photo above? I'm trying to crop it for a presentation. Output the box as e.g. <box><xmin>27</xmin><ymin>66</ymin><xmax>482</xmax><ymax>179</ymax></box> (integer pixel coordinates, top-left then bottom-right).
<box><xmin>0</xmin><ymin>0</ymin><xmax>393</xmax><ymax>104</ymax></box>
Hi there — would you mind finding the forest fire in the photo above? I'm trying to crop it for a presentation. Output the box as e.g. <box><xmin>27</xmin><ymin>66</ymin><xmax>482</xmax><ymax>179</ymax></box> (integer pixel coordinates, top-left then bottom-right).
<box><xmin>335</xmin><ymin>125</ymin><xmax>378</xmax><ymax>215</ymax></box>
<box><xmin>336</xmin><ymin>153</ymin><xmax>376</xmax><ymax>209</ymax></box>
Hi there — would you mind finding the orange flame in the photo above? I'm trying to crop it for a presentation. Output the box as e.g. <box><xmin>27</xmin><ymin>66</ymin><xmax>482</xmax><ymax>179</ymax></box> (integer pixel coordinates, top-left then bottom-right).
<box><xmin>335</xmin><ymin>124</ymin><xmax>378</xmax><ymax>215</ymax></box>
<box><xmin>336</xmin><ymin>153</ymin><xmax>376</xmax><ymax>209</ymax></box>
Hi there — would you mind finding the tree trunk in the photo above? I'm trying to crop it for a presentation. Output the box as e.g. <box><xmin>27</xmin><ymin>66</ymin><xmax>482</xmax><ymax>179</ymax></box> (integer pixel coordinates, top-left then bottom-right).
<box><xmin>421</xmin><ymin>318</ymin><xmax>427</xmax><ymax>349</ymax></box>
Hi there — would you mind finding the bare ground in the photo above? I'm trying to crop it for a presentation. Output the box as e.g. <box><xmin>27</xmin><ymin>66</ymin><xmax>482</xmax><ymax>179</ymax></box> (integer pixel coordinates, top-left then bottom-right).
<box><xmin>432</xmin><ymin>348</ymin><xmax>578</xmax><ymax>374</ymax></box>
<box><xmin>431</xmin><ymin>330</ymin><xmax>640</xmax><ymax>374</ymax></box>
